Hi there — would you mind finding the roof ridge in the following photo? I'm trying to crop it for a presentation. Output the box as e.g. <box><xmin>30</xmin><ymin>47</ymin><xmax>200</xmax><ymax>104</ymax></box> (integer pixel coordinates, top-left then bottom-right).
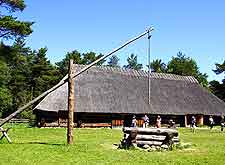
<box><xmin>74</xmin><ymin>64</ymin><xmax>199</xmax><ymax>83</ymax></box>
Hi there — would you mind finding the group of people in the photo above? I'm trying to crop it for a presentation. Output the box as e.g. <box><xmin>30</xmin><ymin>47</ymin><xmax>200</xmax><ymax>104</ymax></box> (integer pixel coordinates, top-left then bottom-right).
<box><xmin>190</xmin><ymin>115</ymin><xmax>224</xmax><ymax>132</ymax></box>
<box><xmin>131</xmin><ymin>115</ymin><xmax>169</xmax><ymax>128</ymax></box>
<box><xmin>131</xmin><ymin>114</ymin><xmax>225</xmax><ymax>131</ymax></box>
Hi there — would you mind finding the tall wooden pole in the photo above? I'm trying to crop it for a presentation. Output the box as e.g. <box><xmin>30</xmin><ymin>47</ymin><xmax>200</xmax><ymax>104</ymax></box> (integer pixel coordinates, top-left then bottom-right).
<box><xmin>67</xmin><ymin>59</ymin><xmax>74</xmax><ymax>144</ymax></box>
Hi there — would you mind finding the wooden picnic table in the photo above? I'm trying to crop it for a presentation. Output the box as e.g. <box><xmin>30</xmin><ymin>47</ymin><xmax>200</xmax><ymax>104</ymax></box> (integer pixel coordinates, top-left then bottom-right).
<box><xmin>0</xmin><ymin>127</ymin><xmax>11</xmax><ymax>143</ymax></box>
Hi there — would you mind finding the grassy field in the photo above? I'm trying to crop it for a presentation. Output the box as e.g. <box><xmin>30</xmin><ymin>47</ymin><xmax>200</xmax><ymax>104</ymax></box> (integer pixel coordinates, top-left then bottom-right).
<box><xmin>0</xmin><ymin>125</ymin><xmax>225</xmax><ymax>165</ymax></box>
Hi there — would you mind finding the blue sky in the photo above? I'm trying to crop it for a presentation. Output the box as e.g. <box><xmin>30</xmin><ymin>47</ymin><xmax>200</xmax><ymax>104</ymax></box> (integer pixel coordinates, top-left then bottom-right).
<box><xmin>15</xmin><ymin>0</ymin><xmax>225</xmax><ymax>81</ymax></box>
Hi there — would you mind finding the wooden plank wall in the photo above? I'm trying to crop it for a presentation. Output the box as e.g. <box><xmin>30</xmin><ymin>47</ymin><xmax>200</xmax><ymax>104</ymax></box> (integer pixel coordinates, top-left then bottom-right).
<box><xmin>36</xmin><ymin>112</ymin><xmax>190</xmax><ymax>128</ymax></box>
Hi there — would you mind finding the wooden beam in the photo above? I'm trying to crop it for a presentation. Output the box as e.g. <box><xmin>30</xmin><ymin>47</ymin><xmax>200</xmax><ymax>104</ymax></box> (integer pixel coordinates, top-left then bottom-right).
<box><xmin>136</xmin><ymin>134</ymin><xmax>166</xmax><ymax>141</ymax></box>
<box><xmin>0</xmin><ymin>27</ymin><xmax>153</xmax><ymax>127</ymax></box>
<box><xmin>70</xmin><ymin>27</ymin><xmax>154</xmax><ymax>80</ymax></box>
<box><xmin>136</xmin><ymin>141</ymin><xmax>162</xmax><ymax>146</ymax></box>
<box><xmin>123</xmin><ymin>127</ymin><xmax>178</xmax><ymax>135</ymax></box>
<box><xmin>0</xmin><ymin>128</ymin><xmax>12</xmax><ymax>143</ymax></box>
<box><xmin>67</xmin><ymin>59</ymin><xmax>74</xmax><ymax>144</ymax></box>
<box><xmin>0</xmin><ymin>75</ymin><xmax>68</xmax><ymax>127</ymax></box>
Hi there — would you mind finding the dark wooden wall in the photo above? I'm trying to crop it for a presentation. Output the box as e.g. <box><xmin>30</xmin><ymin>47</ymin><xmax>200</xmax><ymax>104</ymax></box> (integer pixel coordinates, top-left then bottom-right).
<box><xmin>36</xmin><ymin>111</ymin><xmax>223</xmax><ymax>128</ymax></box>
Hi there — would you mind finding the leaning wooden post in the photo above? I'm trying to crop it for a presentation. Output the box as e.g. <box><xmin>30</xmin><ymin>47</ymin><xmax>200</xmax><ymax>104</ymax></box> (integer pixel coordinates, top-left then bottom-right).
<box><xmin>0</xmin><ymin>27</ymin><xmax>153</xmax><ymax>127</ymax></box>
<box><xmin>67</xmin><ymin>59</ymin><xmax>74</xmax><ymax>144</ymax></box>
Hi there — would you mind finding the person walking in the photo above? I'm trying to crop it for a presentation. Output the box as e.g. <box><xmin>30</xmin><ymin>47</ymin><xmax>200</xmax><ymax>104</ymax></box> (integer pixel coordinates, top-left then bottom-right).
<box><xmin>156</xmin><ymin>115</ymin><xmax>161</xmax><ymax>128</ymax></box>
<box><xmin>143</xmin><ymin>114</ymin><xmax>149</xmax><ymax>128</ymax></box>
<box><xmin>131</xmin><ymin>115</ymin><xmax>137</xmax><ymax>127</ymax></box>
<box><xmin>209</xmin><ymin>116</ymin><xmax>214</xmax><ymax>130</ymax></box>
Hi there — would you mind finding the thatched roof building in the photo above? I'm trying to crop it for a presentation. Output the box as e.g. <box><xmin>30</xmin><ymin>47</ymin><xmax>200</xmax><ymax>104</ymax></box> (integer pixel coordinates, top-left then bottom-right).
<box><xmin>34</xmin><ymin>65</ymin><xmax>225</xmax><ymax>127</ymax></box>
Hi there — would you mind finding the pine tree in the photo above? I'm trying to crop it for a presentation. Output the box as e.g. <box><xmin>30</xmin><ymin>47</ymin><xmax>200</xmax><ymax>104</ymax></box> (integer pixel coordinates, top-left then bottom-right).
<box><xmin>56</xmin><ymin>50</ymin><xmax>82</xmax><ymax>77</ymax></box>
<box><xmin>82</xmin><ymin>52</ymin><xmax>105</xmax><ymax>65</ymax></box>
<box><xmin>0</xmin><ymin>0</ymin><xmax>33</xmax><ymax>39</ymax></box>
<box><xmin>108</xmin><ymin>55</ymin><xmax>120</xmax><ymax>67</ymax></box>
<box><xmin>29</xmin><ymin>47</ymin><xmax>59</xmax><ymax>99</ymax></box>
<box><xmin>123</xmin><ymin>54</ymin><xmax>143</xmax><ymax>70</ymax></box>
<box><xmin>167</xmin><ymin>52</ymin><xmax>208</xmax><ymax>88</ymax></box>
<box><xmin>149</xmin><ymin>59</ymin><xmax>166</xmax><ymax>73</ymax></box>
<box><xmin>56</xmin><ymin>50</ymin><xmax>106</xmax><ymax>78</ymax></box>
<box><xmin>0</xmin><ymin>60</ymin><xmax>12</xmax><ymax>117</ymax></box>
<box><xmin>7</xmin><ymin>39</ymin><xmax>31</xmax><ymax>113</ymax></box>
<box><xmin>210</xmin><ymin>60</ymin><xmax>225</xmax><ymax>102</ymax></box>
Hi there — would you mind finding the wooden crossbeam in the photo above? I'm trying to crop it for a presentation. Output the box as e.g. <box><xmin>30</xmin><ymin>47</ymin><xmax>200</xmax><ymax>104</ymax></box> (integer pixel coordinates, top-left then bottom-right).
<box><xmin>0</xmin><ymin>127</ymin><xmax>12</xmax><ymax>143</ymax></box>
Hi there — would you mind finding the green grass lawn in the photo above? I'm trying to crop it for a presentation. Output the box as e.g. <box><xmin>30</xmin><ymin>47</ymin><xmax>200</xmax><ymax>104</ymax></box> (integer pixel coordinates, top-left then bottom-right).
<box><xmin>0</xmin><ymin>124</ymin><xmax>225</xmax><ymax>165</ymax></box>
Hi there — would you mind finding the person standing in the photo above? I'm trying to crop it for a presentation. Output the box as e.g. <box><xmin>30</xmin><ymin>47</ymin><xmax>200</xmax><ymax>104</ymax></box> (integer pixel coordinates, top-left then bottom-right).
<box><xmin>191</xmin><ymin>116</ymin><xmax>196</xmax><ymax>133</ymax></box>
<box><xmin>209</xmin><ymin>116</ymin><xmax>214</xmax><ymax>130</ymax></box>
<box><xmin>220</xmin><ymin>116</ymin><xmax>224</xmax><ymax>132</ymax></box>
<box><xmin>131</xmin><ymin>115</ymin><xmax>137</xmax><ymax>127</ymax></box>
<box><xmin>156</xmin><ymin>115</ymin><xmax>161</xmax><ymax>128</ymax></box>
<box><xmin>143</xmin><ymin>114</ymin><xmax>149</xmax><ymax>128</ymax></box>
<box><xmin>168</xmin><ymin>119</ymin><xmax>176</xmax><ymax>129</ymax></box>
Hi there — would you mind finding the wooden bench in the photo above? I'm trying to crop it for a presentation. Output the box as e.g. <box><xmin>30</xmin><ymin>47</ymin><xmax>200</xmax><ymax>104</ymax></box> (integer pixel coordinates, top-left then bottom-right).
<box><xmin>0</xmin><ymin>127</ymin><xmax>12</xmax><ymax>143</ymax></box>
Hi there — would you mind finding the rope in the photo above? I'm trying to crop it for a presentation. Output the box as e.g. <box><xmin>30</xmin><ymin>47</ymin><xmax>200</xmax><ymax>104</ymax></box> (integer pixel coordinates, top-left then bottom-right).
<box><xmin>148</xmin><ymin>32</ymin><xmax>152</xmax><ymax>105</ymax></box>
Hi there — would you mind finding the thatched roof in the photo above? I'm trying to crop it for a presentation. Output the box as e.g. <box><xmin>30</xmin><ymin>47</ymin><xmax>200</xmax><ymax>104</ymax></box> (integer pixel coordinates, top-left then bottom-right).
<box><xmin>34</xmin><ymin>65</ymin><xmax>225</xmax><ymax>115</ymax></box>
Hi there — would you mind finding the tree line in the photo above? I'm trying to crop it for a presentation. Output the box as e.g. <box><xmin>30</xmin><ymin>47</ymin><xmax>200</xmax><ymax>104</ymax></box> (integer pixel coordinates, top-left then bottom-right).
<box><xmin>0</xmin><ymin>0</ymin><xmax>224</xmax><ymax>119</ymax></box>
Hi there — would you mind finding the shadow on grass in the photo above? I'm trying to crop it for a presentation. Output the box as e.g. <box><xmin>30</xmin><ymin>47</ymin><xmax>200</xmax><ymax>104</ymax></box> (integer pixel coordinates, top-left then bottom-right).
<box><xmin>7</xmin><ymin>141</ymin><xmax>66</xmax><ymax>146</ymax></box>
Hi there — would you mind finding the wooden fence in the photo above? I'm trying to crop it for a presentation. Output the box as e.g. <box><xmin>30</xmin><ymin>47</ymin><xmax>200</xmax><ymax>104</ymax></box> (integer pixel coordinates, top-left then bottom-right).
<box><xmin>0</xmin><ymin>118</ymin><xmax>30</xmax><ymax>124</ymax></box>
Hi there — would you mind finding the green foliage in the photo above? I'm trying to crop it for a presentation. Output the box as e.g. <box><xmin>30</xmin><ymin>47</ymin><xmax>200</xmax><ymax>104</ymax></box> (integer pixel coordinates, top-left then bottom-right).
<box><xmin>167</xmin><ymin>52</ymin><xmax>208</xmax><ymax>87</ymax></box>
<box><xmin>6</xmin><ymin>39</ymin><xmax>32</xmax><ymax>112</ymax></box>
<box><xmin>123</xmin><ymin>54</ymin><xmax>143</xmax><ymax>70</ymax></box>
<box><xmin>107</xmin><ymin>55</ymin><xmax>120</xmax><ymax>67</ymax></box>
<box><xmin>147</xmin><ymin>53</ymin><xmax>208</xmax><ymax>88</ymax></box>
<box><xmin>55</xmin><ymin>50</ymin><xmax>82</xmax><ymax>77</ymax></box>
<box><xmin>0</xmin><ymin>39</ymin><xmax>60</xmax><ymax>118</ymax></box>
<box><xmin>0</xmin><ymin>16</ymin><xmax>33</xmax><ymax>39</ymax></box>
<box><xmin>149</xmin><ymin>59</ymin><xmax>166</xmax><ymax>73</ymax></box>
<box><xmin>0</xmin><ymin>42</ymin><xmax>108</xmax><ymax>119</ymax></box>
<box><xmin>0</xmin><ymin>60</ymin><xmax>12</xmax><ymax>117</ymax></box>
<box><xmin>167</xmin><ymin>52</ymin><xmax>199</xmax><ymax>76</ymax></box>
<box><xmin>210</xmin><ymin>61</ymin><xmax>225</xmax><ymax>102</ymax></box>
<box><xmin>0</xmin><ymin>60</ymin><xmax>10</xmax><ymax>86</ymax></box>
<box><xmin>0</xmin><ymin>0</ymin><xmax>33</xmax><ymax>39</ymax></box>
<box><xmin>0</xmin><ymin>41</ymin><xmax>12</xmax><ymax>61</ymax></box>
<box><xmin>18</xmin><ymin>110</ymin><xmax>35</xmax><ymax>121</ymax></box>
<box><xmin>82</xmin><ymin>52</ymin><xmax>105</xmax><ymax>65</ymax></box>
<box><xmin>196</xmin><ymin>72</ymin><xmax>208</xmax><ymax>88</ymax></box>
<box><xmin>28</xmin><ymin>47</ymin><xmax>60</xmax><ymax>98</ymax></box>
<box><xmin>209</xmin><ymin>80</ymin><xmax>225</xmax><ymax>102</ymax></box>
<box><xmin>0</xmin><ymin>0</ymin><xmax>26</xmax><ymax>12</ymax></box>
<box><xmin>0</xmin><ymin>41</ymin><xmax>110</xmax><ymax>119</ymax></box>
<box><xmin>56</xmin><ymin>50</ymin><xmax>105</xmax><ymax>78</ymax></box>
<box><xmin>0</xmin><ymin>87</ymin><xmax>12</xmax><ymax>117</ymax></box>
<box><xmin>213</xmin><ymin>60</ymin><xmax>225</xmax><ymax>75</ymax></box>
